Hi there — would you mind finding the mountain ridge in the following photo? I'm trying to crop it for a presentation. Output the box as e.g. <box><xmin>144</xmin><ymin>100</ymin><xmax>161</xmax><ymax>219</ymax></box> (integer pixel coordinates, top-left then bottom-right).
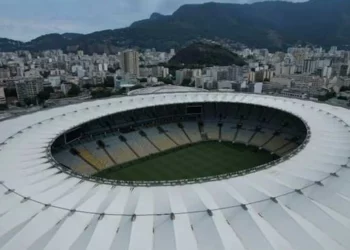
<box><xmin>1</xmin><ymin>0</ymin><xmax>350</xmax><ymax>53</ymax></box>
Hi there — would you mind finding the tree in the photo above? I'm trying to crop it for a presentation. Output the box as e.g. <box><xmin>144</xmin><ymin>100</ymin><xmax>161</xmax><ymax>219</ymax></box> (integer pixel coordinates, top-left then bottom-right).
<box><xmin>4</xmin><ymin>88</ymin><xmax>17</xmax><ymax>97</ymax></box>
<box><xmin>82</xmin><ymin>83</ymin><xmax>92</xmax><ymax>89</ymax></box>
<box><xmin>130</xmin><ymin>85</ymin><xmax>144</xmax><ymax>91</ymax></box>
<box><xmin>340</xmin><ymin>86</ymin><xmax>350</xmax><ymax>92</ymax></box>
<box><xmin>23</xmin><ymin>97</ymin><xmax>36</xmax><ymax>106</ymax></box>
<box><xmin>158</xmin><ymin>77</ymin><xmax>173</xmax><ymax>85</ymax></box>
<box><xmin>181</xmin><ymin>79</ymin><xmax>191</xmax><ymax>86</ymax></box>
<box><xmin>67</xmin><ymin>84</ymin><xmax>81</xmax><ymax>97</ymax></box>
<box><xmin>40</xmin><ymin>71</ymin><xmax>50</xmax><ymax>78</ymax></box>
<box><xmin>91</xmin><ymin>88</ymin><xmax>112</xmax><ymax>99</ymax></box>
<box><xmin>104</xmin><ymin>76</ymin><xmax>115</xmax><ymax>87</ymax></box>
<box><xmin>318</xmin><ymin>91</ymin><xmax>335</xmax><ymax>102</ymax></box>
<box><xmin>0</xmin><ymin>103</ymin><xmax>7</xmax><ymax>110</ymax></box>
<box><xmin>44</xmin><ymin>86</ymin><xmax>54</xmax><ymax>93</ymax></box>
<box><xmin>107</xmin><ymin>67</ymin><xmax>117</xmax><ymax>74</ymax></box>
<box><xmin>37</xmin><ymin>90</ymin><xmax>50</xmax><ymax>104</ymax></box>
<box><xmin>116</xmin><ymin>88</ymin><xmax>126</xmax><ymax>95</ymax></box>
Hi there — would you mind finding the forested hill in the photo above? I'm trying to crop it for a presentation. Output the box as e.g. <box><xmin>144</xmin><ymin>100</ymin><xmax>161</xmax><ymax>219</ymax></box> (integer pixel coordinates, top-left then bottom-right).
<box><xmin>169</xmin><ymin>42</ymin><xmax>246</xmax><ymax>67</ymax></box>
<box><xmin>1</xmin><ymin>0</ymin><xmax>350</xmax><ymax>53</ymax></box>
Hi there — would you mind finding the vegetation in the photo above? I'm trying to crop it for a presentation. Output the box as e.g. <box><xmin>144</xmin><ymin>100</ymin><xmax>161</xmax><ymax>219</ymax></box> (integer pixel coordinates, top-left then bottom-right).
<box><xmin>129</xmin><ymin>85</ymin><xmax>145</xmax><ymax>91</ymax></box>
<box><xmin>340</xmin><ymin>86</ymin><xmax>350</xmax><ymax>92</ymax></box>
<box><xmin>337</xmin><ymin>96</ymin><xmax>348</xmax><ymax>101</ymax></box>
<box><xmin>169</xmin><ymin>42</ymin><xmax>246</xmax><ymax>67</ymax></box>
<box><xmin>91</xmin><ymin>88</ymin><xmax>113</xmax><ymax>99</ymax></box>
<box><xmin>4</xmin><ymin>88</ymin><xmax>17</xmax><ymax>98</ymax></box>
<box><xmin>318</xmin><ymin>91</ymin><xmax>336</xmax><ymax>102</ymax></box>
<box><xmin>104</xmin><ymin>76</ymin><xmax>115</xmax><ymax>87</ymax></box>
<box><xmin>37</xmin><ymin>86</ymin><xmax>55</xmax><ymax>104</ymax></box>
<box><xmin>67</xmin><ymin>84</ymin><xmax>81</xmax><ymax>97</ymax></box>
<box><xmin>0</xmin><ymin>104</ymin><xmax>7</xmax><ymax>110</ymax></box>
<box><xmin>23</xmin><ymin>97</ymin><xmax>36</xmax><ymax>106</ymax></box>
<box><xmin>94</xmin><ymin>141</ymin><xmax>276</xmax><ymax>181</ymax></box>
<box><xmin>39</xmin><ymin>71</ymin><xmax>51</xmax><ymax>78</ymax></box>
<box><xmin>181</xmin><ymin>79</ymin><xmax>192</xmax><ymax>86</ymax></box>
<box><xmin>157</xmin><ymin>77</ymin><xmax>173</xmax><ymax>85</ymax></box>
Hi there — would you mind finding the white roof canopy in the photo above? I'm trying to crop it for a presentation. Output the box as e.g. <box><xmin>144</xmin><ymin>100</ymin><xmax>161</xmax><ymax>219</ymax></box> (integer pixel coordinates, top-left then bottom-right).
<box><xmin>0</xmin><ymin>92</ymin><xmax>350</xmax><ymax>250</ymax></box>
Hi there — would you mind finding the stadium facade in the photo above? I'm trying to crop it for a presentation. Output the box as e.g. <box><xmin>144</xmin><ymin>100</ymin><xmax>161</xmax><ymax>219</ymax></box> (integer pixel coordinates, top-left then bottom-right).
<box><xmin>0</xmin><ymin>92</ymin><xmax>350</xmax><ymax>250</ymax></box>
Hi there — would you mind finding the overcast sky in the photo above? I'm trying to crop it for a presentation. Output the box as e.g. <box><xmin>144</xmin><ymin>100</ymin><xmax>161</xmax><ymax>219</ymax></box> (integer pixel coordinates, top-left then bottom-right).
<box><xmin>0</xmin><ymin>0</ymin><xmax>306</xmax><ymax>41</ymax></box>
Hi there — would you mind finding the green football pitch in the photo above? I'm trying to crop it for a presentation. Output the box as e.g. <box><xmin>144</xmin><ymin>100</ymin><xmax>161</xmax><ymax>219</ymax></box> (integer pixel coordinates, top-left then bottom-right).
<box><xmin>94</xmin><ymin>141</ymin><xmax>276</xmax><ymax>181</ymax></box>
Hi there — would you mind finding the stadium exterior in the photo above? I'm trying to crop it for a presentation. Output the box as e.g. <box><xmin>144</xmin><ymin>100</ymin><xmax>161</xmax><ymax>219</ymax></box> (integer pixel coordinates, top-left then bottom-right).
<box><xmin>0</xmin><ymin>92</ymin><xmax>350</xmax><ymax>250</ymax></box>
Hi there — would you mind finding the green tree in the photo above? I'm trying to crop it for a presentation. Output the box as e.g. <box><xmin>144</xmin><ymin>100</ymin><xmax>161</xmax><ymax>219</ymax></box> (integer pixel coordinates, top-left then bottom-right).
<box><xmin>158</xmin><ymin>77</ymin><xmax>173</xmax><ymax>85</ymax></box>
<box><xmin>24</xmin><ymin>97</ymin><xmax>36</xmax><ymax>106</ymax></box>
<box><xmin>0</xmin><ymin>103</ymin><xmax>7</xmax><ymax>110</ymax></box>
<box><xmin>318</xmin><ymin>91</ymin><xmax>335</xmax><ymax>102</ymax></box>
<box><xmin>181</xmin><ymin>79</ymin><xmax>191</xmax><ymax>86</ymax></box>
<box><xmin>82</xmin><ymin>83</ymin><xmax>92</xmax><ymax>89</ymax></box>
<box><xmin>40</xmin><ymin>71</ymin><xmax>50</xmax><ymax>78</ymax></box>
<box><xmin>130</xmin><ymin>85</ymin><xmax>145</xmax><ymax>91</ymax></box>
<box><xmin>104</xmin><ymin>76</ymin><xmax>115</xmax><ymax>87</ymax></box>
<box><xmin>107</xmin><ymin>67</ymin><xmax>117</xmax><ymax>73</ymax></box>
<box><xmin>67</xmin><ymin>84</ymin><xmax>81</xmax><ymax>97</ymax></box>
<box><xmin>4</xmin><ymin>88</ymin><xmax>17</xmax><ymax>97</ymax></box>
<box><xmin>340</xmin><ymin>86</ymin><xmax>350</xmax><ymax>92</ymax></box>
<box><xmin>43</xmin><ymin>86</ymin><xmax>54</xmax><ymax>93</ymax></box>
<box><xmin>37</xmin><ymin>90</ymin><xmax>50</xmax><ymax>104</ymax></box>
<box><xmin>91</xmin><ymin>88</ymin><xmax>112</xmax><ymax>99</ymax></box>
<box><xmin>139</xmin><ymin>78</ymin><xmax>148</xmax><ymax>83</ymax></box>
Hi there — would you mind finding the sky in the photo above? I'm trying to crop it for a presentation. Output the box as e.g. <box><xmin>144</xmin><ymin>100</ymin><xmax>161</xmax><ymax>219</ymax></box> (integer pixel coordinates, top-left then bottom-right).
<box><xmin>0</xmin><ymin>0</ymin><xmax>306</xmax><ymax>41</ymax></box>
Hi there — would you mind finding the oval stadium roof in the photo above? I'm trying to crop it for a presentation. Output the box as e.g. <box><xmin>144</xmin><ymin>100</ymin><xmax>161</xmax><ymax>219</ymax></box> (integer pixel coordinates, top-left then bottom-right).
<box><xmin>0</xmin><ymin>92</ymin><xmax>350</xmax><ymax>250</ymax></box>
<box><xmin>127</xmin><ymin>85</ymin><xmax>207</xmax><ymax>95</ymax></box>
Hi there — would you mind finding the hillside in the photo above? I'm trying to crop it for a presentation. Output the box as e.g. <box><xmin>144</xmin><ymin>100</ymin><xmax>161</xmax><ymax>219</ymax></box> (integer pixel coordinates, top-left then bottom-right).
<box><xmin>0</xmin><ymin>38</ymin><xmax>24</xmax><ymax>52</ymax></box>
<box><xmin>0</xmin><ymin>0</ymin><xmax>350</xmax><ymax>53</ymax></box>
<box><xmin>169</xmin><ymin>42</ymin><xmax>246</xmax><ymax>66</ymax></box>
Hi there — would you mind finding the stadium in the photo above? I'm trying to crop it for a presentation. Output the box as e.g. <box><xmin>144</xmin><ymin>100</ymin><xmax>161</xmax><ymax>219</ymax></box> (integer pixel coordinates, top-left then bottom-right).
<box><xmin>0</xmin><ymin>91</ymin><xmax>350</xmax><ymax>250</ymax></box>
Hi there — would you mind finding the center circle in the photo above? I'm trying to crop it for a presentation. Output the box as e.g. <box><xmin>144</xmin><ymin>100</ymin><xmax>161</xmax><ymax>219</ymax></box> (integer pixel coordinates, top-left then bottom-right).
<box><xmin>51</xmin><ymin>102</ymin><xmax>307</xmax><ymax>184</ymax></box>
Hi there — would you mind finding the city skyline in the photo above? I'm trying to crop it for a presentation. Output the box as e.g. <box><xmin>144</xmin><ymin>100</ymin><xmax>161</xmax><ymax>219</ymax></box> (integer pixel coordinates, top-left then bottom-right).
<box><xmin>0</xmin><ymin>0</ymin><xmax>306</xmax><ymax>42</ymax></box>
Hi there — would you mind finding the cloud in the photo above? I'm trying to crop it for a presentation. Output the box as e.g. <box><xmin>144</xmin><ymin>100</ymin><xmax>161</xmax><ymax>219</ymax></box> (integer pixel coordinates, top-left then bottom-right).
<box><xmin>0</xmin><ymin>0</ymin><xmax>305</xmax><ymax>41</ymax></box>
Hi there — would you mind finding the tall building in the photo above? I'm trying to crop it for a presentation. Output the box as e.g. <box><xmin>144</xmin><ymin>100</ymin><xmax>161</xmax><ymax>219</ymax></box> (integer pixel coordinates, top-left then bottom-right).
<box><xmin>0</xmin><ymin>87</ymin><xmax>6</xmax><ymax>105</ymax></box>
<box><xmin>228</xmin><ymin>65</ymin><xmax>242</xmax><ymax>81</ymax></box>
<box><xmin>121</xmin><ymin>50</ymin><xmax>140</xmax><ymax>77</ymax></box>
<box><xmin>302</xmin><ymin>59</ymin><xmax>317</xmax><ymax>74</ymax></box>
<box><xmin>77</xmin><ymin>50</ymin><xmax>84</xmax><ymax>57</ymax></box>
<box><xmin>15</xmin><ymin>78</ymin><xmax>44</xmax><ymax>104</ymax></box>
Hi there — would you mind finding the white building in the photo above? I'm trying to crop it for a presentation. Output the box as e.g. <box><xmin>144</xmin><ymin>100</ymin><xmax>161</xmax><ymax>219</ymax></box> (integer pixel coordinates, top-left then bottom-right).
<box><xmin>254</xmin><ymin>82</ymin><xmax>263</xmax><ymax>94</ymax></box>
<box><xmin>47</xmin><ymin>76</ymin><xmax>61</xmax><ymax>87</ymax></box>
<box><xmin>72</xmin><ymin>65</ymin><xmax>84</xmax><ymax>73</ymax></box>
<box><xmin>323</xmin><ymin>66</ymin><xmax>332</xmax><ymax>79</ymax></box>
<box><xmin>176</xmin><ymin>70</ymin><xmax>185</xmax><ymax>85</ymax></box>
<box><xmin>77</xmin><ymin>69</ymin><xmax>86</xmax><ymax>78</ymax></box>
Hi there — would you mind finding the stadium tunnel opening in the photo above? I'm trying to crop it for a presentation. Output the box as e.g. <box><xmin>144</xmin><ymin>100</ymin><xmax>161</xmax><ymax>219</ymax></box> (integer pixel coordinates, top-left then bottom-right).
<box><xmin>50</xmin><ymin>102</ymin><xmax>308</xmax><ymax>185</ymax></box>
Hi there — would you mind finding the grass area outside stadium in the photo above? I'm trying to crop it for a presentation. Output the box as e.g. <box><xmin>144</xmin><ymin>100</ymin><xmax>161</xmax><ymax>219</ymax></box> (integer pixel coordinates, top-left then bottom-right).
<box><xmin>94</xmin><ymin>141</ymin><xmax>277</xmax><ymax>182</ymax></box>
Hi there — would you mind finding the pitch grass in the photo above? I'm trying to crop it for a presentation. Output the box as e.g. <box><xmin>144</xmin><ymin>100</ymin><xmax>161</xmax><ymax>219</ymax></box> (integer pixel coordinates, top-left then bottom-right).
<box><xmin>94</xmin><ymin>141</ymin><xmax>277</xmax><ymax>181</ymax></box>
